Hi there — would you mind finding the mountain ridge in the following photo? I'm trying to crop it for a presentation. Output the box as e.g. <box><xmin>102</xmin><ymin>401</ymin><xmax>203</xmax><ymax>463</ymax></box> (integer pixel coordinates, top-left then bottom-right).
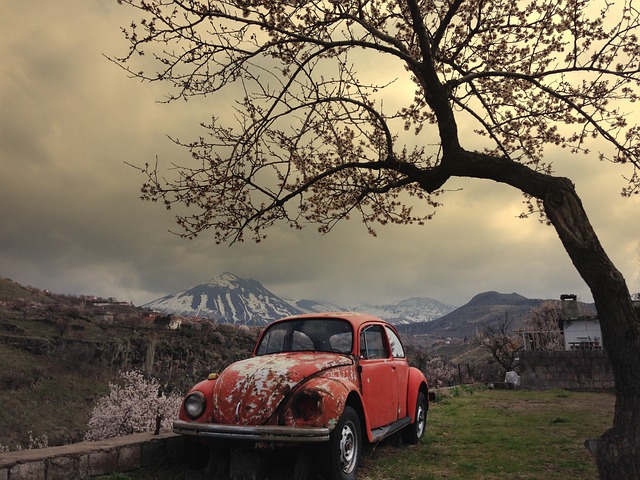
<box><xmin>143</xmin><ymin>272</ymin><xmax>302</xmax><ymax>325</ymax></box>
<box><xmin>3</xmin><ymin>274</ymin><xmax>591</xmax><ymax>339</ymax></box>
<box><xmin>396</xmin><ymin>291</ymin><xmax>545</xmax><ymax>338</ymax></box>
<box><xmin>142</xmin><ymin>273</ymin><xmax>557</xmax><ymax>330</ymax></box>
<box><xmin>144</xmin><ymin>272</ymin><xmax>457</xmax><ymax>325</ymax></box>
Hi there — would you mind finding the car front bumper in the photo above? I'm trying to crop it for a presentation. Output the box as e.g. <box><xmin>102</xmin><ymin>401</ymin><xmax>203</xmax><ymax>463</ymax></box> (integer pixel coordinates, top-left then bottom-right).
<box><xmin>173</xmin><ymin>420</ymin><xmax>331</xmax><ymax>443</ymax></box>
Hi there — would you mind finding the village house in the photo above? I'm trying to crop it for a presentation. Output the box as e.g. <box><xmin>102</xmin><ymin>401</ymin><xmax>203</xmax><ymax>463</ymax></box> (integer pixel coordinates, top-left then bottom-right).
<box><xmin>559</xmin><ymin>294</ymin><xmax>603</xmax><ymax>351</ymax></box>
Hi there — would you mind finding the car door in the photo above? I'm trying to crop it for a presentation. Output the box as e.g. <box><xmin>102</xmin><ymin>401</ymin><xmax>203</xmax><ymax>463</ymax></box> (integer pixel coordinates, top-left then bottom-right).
<box><xmin>358</xmin><ymin>324</ymin><xmax>398</xmax><ymax>428</ymax></box>
<box><xmin>385</xmin><ymin>325</ymin><xmax>409</xmax><ymax>419</ymax></box>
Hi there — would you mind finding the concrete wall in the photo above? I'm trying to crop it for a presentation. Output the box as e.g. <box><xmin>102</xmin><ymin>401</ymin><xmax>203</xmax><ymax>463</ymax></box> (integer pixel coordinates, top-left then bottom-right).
<box><xmin>519</xmin><ymin>350</ymin><xmax>614</xmax><ymax>391</ymax></box>
<box><xmin>0</xmin><ymin>431</ymin><xmax>183</xmax><ymax>480</ymax></box>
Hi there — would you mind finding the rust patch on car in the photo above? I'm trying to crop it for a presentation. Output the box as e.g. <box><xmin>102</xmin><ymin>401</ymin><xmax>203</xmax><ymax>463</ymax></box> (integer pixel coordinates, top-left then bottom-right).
<box><xmin>213</xmin><ymin>353</ymin><xmax>352</xmax><ymax>426</ymax></box>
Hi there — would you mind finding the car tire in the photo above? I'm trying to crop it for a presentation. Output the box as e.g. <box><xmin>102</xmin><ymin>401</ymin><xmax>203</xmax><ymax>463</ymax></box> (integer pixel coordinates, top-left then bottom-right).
<box><xmin>403</xmin><ymin>391</ymin><xmax>427</xmax><ymax>445</ymax></box>
<box><xmin>322</xmin><ymin>406</ymin><xmax>362</xmax><ymax>480</ymax></box>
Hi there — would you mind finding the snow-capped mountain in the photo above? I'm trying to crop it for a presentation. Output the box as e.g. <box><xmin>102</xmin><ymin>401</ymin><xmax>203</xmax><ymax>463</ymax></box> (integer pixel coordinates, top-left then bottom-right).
<box><xmin>288</xmin><ymin>297</ymin><xmax>455</xmax><ymax>324</ymax></box>
<box><xmin>144</xmin><ymin>273</ymin><xmax>456</xmax><ymax>326</ymax></box>
<box><xmin>289</xmin><ymin>298</ymin><xmax>348</xmax><ymax>314</ymax></box>
<box><xmin>347</xmin><ymin>297</ymin><xmax>456</xmax><ymax>324</ymax></box>
<box><xmin>143</xmin><ymin>272</ymin><xmax>302</xmax><ymax>325</ymax></box>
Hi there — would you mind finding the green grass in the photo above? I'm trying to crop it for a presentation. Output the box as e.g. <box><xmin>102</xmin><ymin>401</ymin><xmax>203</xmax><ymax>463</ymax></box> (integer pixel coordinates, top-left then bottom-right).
<box><xmin>120</xmin><ymin>388</ymin><xmax>614</xmax><ymax>480</ymax></box>
<box><xmin>360</xmin><ymin>388</ymin><xmax>614</xmax><ymax>480</ymax></box>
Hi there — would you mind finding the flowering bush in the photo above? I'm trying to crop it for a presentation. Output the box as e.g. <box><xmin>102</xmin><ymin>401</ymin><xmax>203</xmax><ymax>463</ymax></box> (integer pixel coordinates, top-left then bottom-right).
<box><xmin>84</xmin><ymin>370</ymin><xmax>182</xmax><ymax>441</ymax></box>
<box><xmin>424</xmin><ymin>356</ymin><xmax>457</xmax><ymax>388</ymax></box>
<box><xmin>521</xmin><ymin>301</ymin><xmax>564</xmax><ymax>351</ymax></box>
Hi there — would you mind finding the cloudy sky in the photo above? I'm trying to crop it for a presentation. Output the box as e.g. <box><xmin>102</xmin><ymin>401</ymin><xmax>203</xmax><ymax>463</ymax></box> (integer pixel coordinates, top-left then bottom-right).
<box><xmin>1</xmin><ymin>1</ymin><xmax>638</xmax><ymax>309</ymax></box>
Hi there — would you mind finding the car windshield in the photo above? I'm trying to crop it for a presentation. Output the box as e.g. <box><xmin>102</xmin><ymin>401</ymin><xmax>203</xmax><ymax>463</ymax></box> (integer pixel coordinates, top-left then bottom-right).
<box><xmin>255</xmin><ymin>318</ymin><xmax>353</xmax><ymax>355</ymax></box>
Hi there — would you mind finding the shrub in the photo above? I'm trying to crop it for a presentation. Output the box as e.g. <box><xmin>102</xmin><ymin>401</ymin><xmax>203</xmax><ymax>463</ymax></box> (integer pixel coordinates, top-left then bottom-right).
<box><xmin>27</xmin><ymin>431</ymin><xmax>49</xmax><ymax>449</ymax></box>
<box><xmin>84</xmin><ymin>370</ymin><xmax>182</xmax><ymax>441</ymax></box>
<box><xmin>424</xmin><ymin>355</ymin><xmax>457</xmax><ymax>387</ymax></box>
<box><xmin>0</xmin><ymin>431</ymin><xmax>49</xmax><ymax>452</ymax></box>
<box><xmin>210</xmin><ymin>331</ymin><xmax>225</xmax><ymax>344</ymax></box>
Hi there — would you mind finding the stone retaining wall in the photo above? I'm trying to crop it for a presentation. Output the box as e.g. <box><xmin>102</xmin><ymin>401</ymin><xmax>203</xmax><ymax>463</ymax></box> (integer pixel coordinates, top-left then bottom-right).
<box><xmin>519</xmin><ymin>350</ymin><xmax>614</xmax><ymax>391</ymax></box>
<box><xmin>0</xmin><ymin>431</ymin><xmax>183</xmax><ymax>480</ymax></box>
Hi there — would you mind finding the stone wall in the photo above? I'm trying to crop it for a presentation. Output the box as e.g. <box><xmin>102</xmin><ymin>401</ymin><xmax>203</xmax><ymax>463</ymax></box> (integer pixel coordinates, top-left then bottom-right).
<box><xmin>0</xmin><ymin>431</ymin><xmax>183</xmax><ymax>480</ymax></box>
<box><xmin>519</xmin><ymin>350</ymin><xmax>614</xmax><ymax>391</ymax></box>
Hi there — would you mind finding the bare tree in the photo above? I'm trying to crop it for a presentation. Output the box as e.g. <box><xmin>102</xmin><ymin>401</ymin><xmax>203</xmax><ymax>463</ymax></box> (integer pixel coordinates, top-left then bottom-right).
<box><xmin>113</xmin><ymin>0</ymin><xmax>640</xmax><ymax>476</ymax></box>
<box><xmin>522</xmin><ymin>301</ymin><xmax>564</xmax><ymax>351</ymax></box>
<box><xmin>477</xmin><ymin>315</ymin><xmax>522</xmax><ymax>373</ymax></box>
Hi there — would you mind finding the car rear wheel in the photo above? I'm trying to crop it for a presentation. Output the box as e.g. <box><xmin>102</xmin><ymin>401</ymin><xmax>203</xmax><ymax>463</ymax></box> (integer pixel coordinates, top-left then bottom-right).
<box><xmin>322</xmin><ymin>406</ymin><xmax>361</xmax><ymax>480</ymax></box>
<box><xmin>403</xmin><ymin>392</ymin><xmax>427</xmax><ymax>445</ymax></box>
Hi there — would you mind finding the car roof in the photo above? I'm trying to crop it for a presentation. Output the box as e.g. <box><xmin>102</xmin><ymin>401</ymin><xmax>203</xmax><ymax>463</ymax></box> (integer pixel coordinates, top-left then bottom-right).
<box><xmin>276</xmin><ymin>312</ymin><xmax>390</xmax><ymax>330</ymax></box>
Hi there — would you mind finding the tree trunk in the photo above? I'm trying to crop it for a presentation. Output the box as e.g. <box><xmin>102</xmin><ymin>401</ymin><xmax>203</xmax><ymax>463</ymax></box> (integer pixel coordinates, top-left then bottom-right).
<box><xmin>440</xmin><ymin>151</ymin><xmax>640</xmax><ymax>478</ymax></box>
<box><xmin>543</xmin><ymin>179</ymin><xmax>640</xmax><ymax>479</ymax></box>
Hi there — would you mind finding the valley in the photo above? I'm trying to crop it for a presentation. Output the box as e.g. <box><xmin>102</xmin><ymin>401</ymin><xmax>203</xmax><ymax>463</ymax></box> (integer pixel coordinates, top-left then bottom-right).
<box><xmin>0</xmin><ymin>274</ymin><xmax>587</xmax><ymax>451</ymax></box>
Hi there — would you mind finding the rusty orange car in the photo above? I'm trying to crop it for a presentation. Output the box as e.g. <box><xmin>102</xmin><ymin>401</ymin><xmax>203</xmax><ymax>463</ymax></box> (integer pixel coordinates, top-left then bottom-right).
<box><xmin>173</xmin><ymin>312</ymin><xmax>431</xmax><ymax>480</ymax></box>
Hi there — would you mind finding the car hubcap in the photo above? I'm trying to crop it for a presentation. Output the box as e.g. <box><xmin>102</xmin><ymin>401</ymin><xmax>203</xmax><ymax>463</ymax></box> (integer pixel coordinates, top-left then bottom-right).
<box><xmin>416</xmin><ymin>405</ymin><xmax>425</xmax><ymax>438</ymax></box>
<box><xmin>339</xmin><ymin>422</ymin><xmax>357</xmax><ymax>474</ymax></box>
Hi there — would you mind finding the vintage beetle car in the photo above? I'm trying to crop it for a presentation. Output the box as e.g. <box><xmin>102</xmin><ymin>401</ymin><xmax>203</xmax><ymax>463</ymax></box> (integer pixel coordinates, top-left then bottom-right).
<box><xmin>173</xmin><ymin>312</ymin><xmax>430</xmax><ymax>479</ymax></box>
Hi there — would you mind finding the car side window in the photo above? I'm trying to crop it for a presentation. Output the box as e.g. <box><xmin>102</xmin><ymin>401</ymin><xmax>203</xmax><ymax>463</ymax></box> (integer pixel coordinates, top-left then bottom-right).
<box><xmin>385</xmin><ymin>326</ymin><xmax>405</xmax><ymax>358</ymax></box>
<box><xmin>360</xmin><ymin>325</ymin><xmax>389</xmax><ymax>360</ymax></box>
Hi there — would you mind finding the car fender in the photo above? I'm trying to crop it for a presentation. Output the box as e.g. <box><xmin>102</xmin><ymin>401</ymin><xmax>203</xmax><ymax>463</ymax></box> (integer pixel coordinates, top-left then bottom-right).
<box><xmin>303</xmin><ymin>376</ymin><xmax>375</xmax><ymax>444</ymax></box>
<box><xmin>178</xmin><ymin>375</ymin><xmax>218</xmax><ymax>422</ymax></box>
<box><xmin>279</xmin><ymin>375</ymin><xmax>362</xmax><ymax>431</ymax></box>
<box><xmin>406</xmin><ymin>367</ymin><xmax>429</xmax><ymax>421</ymax></box>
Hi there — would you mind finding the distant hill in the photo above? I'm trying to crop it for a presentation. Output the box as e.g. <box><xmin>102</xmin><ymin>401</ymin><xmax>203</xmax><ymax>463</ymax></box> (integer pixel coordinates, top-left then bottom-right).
<box><xmin>0</xmin><ymin>288</ymin><xmax>259</xmax><ymax>450</ymax></box>
<box><xmin>0</xmin><ymin>277</ymin><xmax>56</xmax><ymax>303</ymax></box>
<box><xmin>346</xmin><ymin>297</ymin><xmax>456</xmax><ymax>324</ymax></box>
<box><xmin>397</xmin><ymin>291</ymin><xmax>544</xmax><ymax>339</ymax></box>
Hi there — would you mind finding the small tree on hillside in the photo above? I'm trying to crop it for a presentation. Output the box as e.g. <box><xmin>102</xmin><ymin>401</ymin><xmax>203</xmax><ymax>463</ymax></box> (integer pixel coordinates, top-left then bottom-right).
<box><xmin>477</xmin><ymin>316</ymin><xmax>522</xmax><ymax>374</ymax></box>
<box><xmin>113</xmin><ymin>1</ymin><xmax>640</xmax><ymax>476</ymax></box>
<box><xmin>424</xmin><ymin>355</ymin><xmax>457</xmax><ymax>388</ymax></box>
<box><xmin>407</xmin><ymin>345</ymin><xmax>457</xmax><ymax>386</ymax></box>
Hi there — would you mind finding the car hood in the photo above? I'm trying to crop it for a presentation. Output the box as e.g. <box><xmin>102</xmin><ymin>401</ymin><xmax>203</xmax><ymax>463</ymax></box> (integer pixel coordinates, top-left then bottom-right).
<box><xmin>212</xmin><ymin>352</ymin><xmax>353</xmax><ymax>425</ymax></box>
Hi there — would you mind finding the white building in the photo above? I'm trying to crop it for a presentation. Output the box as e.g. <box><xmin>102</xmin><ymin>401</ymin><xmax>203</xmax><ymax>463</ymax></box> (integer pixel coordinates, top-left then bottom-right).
<box><xmin>560</xmin><ymin>294</ymin><xmax>603</xmax><ymax>351</ymax></box>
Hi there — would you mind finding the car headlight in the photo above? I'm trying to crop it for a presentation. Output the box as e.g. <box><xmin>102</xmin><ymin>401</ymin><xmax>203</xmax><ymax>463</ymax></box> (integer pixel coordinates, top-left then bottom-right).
<box><xmin>292</xmin><ymin>390</ymin><xmax>322</xmax><ymax>421</ymax></box>
<box><xmin>184</xmin><ymin>391</ymin><xmax>206</xmax><ymax>419</ymax></box>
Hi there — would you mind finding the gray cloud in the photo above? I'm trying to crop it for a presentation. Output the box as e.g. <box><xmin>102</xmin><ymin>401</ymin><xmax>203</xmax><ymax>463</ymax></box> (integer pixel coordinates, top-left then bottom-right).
<box><xmin>1</xmin><ymin>1</ymin><xmax>638</xmax><ymax>309</ymax></box>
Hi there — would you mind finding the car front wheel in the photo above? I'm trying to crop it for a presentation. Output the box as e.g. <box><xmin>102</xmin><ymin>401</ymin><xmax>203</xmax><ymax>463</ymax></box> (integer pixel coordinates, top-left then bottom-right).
<box><xmin>322</xmin><ymin>406</ymin><xmax>361</xmax><ymax>480</ymax></box>
<box><xmin>403</xmin><ymin>392</ymin><xmax>427</xmax><ymax>445</ymax></box>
